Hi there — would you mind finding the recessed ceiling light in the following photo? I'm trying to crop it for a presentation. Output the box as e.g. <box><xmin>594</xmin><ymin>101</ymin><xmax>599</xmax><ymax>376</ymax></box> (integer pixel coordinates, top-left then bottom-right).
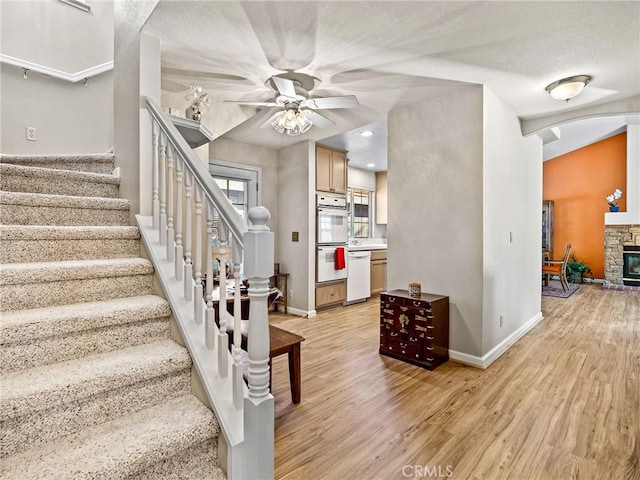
<box><xmin>366</xmin><ymin>163</ymin><xmax>375</xmax><ymax>168</ymax></box>
<box><xmin>359</xmin><ymin>130</ymin><xmax>374</xmax><ymax>137</ymax></box>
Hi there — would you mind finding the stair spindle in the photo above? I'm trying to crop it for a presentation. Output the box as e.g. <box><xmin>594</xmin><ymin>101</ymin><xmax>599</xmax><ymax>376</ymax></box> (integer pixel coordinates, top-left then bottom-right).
<box><xmin>217</xmin><ymin>221</ymin><xmax>229</xmax><ymax>377</ymax></box>
<box><xmin>205</xmin><ymin>200</ymin><xmax>216</xmax><ymax>349</ymax></box>
<box><xmin>158</xmin><ymin>133</ymin><xmax>167</xmax><ymax>245</ymax></box>
<box><xmin>232</xmin><ymin>237</ymin><xmax>244</xmax><ymax>410</ymax></box>
<box><xmin>152</xmin><ymin>122</ymin><xmax>160</xmax><ymax>230</ymax></box>
<box><xmin>166</xmin><ymin>144</ymin><xmax>175</xmax><ymax>262</ymax></box>
<box><xmin>183</xmin><ymin>170</ymin><xmax>193</xmax><ymax>301</ymax></box>
<box><xmin>193</xmin><ymin>185</ymin><xmax>203</xmax><ymax>324</ymax></box>
<box><xmin>174</xmin><ymin>157</ymin><xmax>184</xmax><ymax>280</ymax></box>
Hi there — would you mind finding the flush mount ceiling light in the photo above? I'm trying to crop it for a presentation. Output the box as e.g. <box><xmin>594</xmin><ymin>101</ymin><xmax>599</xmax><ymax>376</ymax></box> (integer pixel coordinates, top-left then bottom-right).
<box><xmin>359</xmin><ymin>130</ymin><xmax>374</xmax><ymax>137</ymax></box>
<box><xmin>545</xmin><ymin>75</ymin><xmax>592</xmax><ymax>102</ymax></box>
<box><xmin>366</xmin><ymin>163</ymin><xmax>375</xmax><ymax>168</ymax></box>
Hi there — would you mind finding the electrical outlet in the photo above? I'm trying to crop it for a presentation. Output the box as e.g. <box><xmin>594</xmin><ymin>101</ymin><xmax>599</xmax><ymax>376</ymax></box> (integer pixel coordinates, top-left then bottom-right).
<box><xmin>26</xmin><ymin>127</ymin><xmax>37</xmax><ymax>141</ymax></box>
<box><xmin>499</xmin><ymin>314</ymin><xmax>504</xmax><ymax>327</ymax></box>
<box><xmin>288</xmin><ymin>289</ymin><xmax>293</xmax><ymax>298</ymax></box>
<box><xmin>292</xmin><ymin>231</ymin><xmax>299</xmax><ymax>242</ymax></box>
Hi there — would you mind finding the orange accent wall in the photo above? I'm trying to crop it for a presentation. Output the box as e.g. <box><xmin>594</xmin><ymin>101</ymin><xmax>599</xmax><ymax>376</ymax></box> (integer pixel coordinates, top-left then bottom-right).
<box><xmin>543</xmin><ymin>133</ymin><xmax>627</xmax><ymax>279</ymax></box>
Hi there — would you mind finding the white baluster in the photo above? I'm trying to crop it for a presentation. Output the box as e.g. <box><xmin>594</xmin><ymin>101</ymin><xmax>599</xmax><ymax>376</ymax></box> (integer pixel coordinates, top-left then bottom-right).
<box><xmin>184</xmin><ymin>170</ymin><xmax>193</xmax><ymax>301</ymax></box>
<box><xmin>152</xmin><ymin>122</ymin><xmax>159</xmax><ymax>229</ymax></box>
<box><xmin>232</xmin><ymin>237</ymin><xmax>244</xmax><ymax>410</ymax></box>
<box><xmin>175</xmin><ymin>156</ymin><xmax>184</xmax><ymax>280</ymax></box>
<box><xmin>205</xmin><ymin>200</ymin><xmax>216</xmax><ymax>349</ymax></box>
<box><xmin>193</xmin><ymin>185</ymin><xmax>203</xmax><ymax>324</ymax></box>
<box><xmin>217</xmin><ymin>221</ymin><xmax>229</xmax><ymax>377</ymax></box>
<box><xmin>158</xmin><ymin>133</ymin><xmax>167</xmax><ymax>245</ymax></box>
<box><xmin>166</xmin><ymin>144</ymin><xmax>175</xmax><ymax>262</ymax></box>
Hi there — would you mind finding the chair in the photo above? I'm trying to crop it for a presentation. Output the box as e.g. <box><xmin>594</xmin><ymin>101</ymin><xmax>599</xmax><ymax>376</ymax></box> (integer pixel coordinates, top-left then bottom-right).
<box><xmin>542</xmin><ymin>243</ymin><xmax>571</xmax><ymax>292</ymax></box>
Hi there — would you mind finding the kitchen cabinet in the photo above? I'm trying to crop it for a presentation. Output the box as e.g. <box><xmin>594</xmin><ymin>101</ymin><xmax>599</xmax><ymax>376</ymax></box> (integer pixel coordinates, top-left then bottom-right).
<box><xmin>370</xmin><ymin>249</ymin><xmax>387</xmax><ymax>296</ymax></box>
<box><xmin>375</xmin><ymin>171</ymin><xmax>387</xmax><ymax>225</ymax></box>
<box><xmin>316</xmin><ymin>279</ymin><xmax>346</xmax><ymax>310</ymax></box>
<box><xmin>317</xmin><ymin>144</ymin><xmax>347</xmax><ymax>194</ymax></box>
<box><xmin>380</xmin><ymin>290</ymin><xmax>449</xmax><ymax>370</ymax></box>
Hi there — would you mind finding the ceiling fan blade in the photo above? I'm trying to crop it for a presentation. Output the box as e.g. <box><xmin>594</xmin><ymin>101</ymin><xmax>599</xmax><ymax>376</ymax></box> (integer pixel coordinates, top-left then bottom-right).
<box><xmin>305</xmin><ymin>110</ymin><xmax>335</xmax><ymax>129</ymax></box>
<box><xmin>304</xmin><ymin>95</ymin><xmax>359</xmax><ymax>110</ymax></box>
<box><xmin>272</xmin><ymin>76</ymin><xmax>297</xmax><ymax>99</ymax></box>
<box><xmin>224</xmin><ymin>100</ymin><xmax>278</xmax><ymax>107</ymax></box>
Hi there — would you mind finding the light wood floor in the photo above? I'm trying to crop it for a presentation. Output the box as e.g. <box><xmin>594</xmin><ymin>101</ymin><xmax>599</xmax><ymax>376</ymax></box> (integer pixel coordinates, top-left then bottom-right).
<box><xmin>268</xmin><ymin>285</ymin><xmax>639</xmax><ymax>480</ymax></box>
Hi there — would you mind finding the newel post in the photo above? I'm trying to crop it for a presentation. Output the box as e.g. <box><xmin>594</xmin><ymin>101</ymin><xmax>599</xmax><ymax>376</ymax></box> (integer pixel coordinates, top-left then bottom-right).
<box><xmin>243</xmin><ymin>206</ymin><xmax>275</xmax><ymax>479</ymax></box>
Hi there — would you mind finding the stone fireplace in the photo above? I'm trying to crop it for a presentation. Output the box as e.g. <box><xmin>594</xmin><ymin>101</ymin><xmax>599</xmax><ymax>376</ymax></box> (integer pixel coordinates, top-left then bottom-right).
<box><xmin>604</xmin><ymin>224</ymin><xmax>640</xmax><ymax>285</ymax></box>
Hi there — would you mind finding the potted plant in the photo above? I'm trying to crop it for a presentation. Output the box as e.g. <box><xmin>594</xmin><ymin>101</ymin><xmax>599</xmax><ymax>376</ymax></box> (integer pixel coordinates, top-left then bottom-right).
<box><xmin>606</xmin><ymin>188</ymin><xmax>623</xmax><ymax>212</ymax></box>
<box><xmin>566</xmin><ymin>254</ymin><xmax>592</xmax><ymax>283</ymax></box>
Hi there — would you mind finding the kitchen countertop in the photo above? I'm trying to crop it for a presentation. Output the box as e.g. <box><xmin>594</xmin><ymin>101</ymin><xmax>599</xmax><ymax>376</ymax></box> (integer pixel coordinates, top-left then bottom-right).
<box><xmin>348</xmin><ymin>244</ymin><xmax>387</xmax><ymax>251</ymax></box>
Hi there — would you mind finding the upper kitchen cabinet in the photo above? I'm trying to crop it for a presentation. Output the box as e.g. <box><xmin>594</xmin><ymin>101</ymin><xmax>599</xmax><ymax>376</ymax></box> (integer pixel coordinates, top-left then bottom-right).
<box><xmin>376</xmin><ymin>171</ymin><xmax>387</xmax><ymax>224</ymax></box>
<box><xmin>317</xmin><ymin>144</ymin><xmax>348</xmax><ymax>194</ymax></box>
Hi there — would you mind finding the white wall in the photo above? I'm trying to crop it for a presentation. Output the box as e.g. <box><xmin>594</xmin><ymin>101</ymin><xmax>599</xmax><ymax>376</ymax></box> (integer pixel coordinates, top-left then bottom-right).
<box><xmin>605</xmin><ymin>124</ymin><xmax>640</xmax><ymax>225</ymax></box>
<box><xmin>113</xmin><ymin>0</ymin><xmax>159</xmax><ymax>221</ymax></box>
<box><xmin>482</xmin><ymin>87</ymin><xmax>542</xmax><ymax>355</ymax></box>
<box><xmin>277</xmin><ymin>141</ymin><xmax>315</xmax><ymax>315</ymax></box>
<box><xmin>388</xmin><ymin>87</ymin><xmax>485</xmax><ymax>357</ymax></box>
<box><xmin>388</xmin><ymin>86</ymin><xmax>543</xmax><ymax>364</ymax></box>
<box><xmin>348</xmin><ymin>166</ymin><xmax>376</xmax><ymax>191</ymax></box>
<box><xmin>209</xmin><ymin>137</ymin><xmax>279</xmax><ymax>254</ymax></box>
<box><xmin>0</xmin><ymin>0</ymin><xmax>114</xmax><ymax>154</ymax></box>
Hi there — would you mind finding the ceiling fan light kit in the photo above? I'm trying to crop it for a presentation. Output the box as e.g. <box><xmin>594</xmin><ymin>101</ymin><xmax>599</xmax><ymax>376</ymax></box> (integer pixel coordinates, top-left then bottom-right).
<box><xmin>226</xmin><ymin>72</ymin><xmax>359</xmax><ymax>136</ymax></box>
<box><xmin>271</xmin><ymin>107</ymin><xmax>312</xmax><ymax>136</ymax></box>
<box><xmin>545</xmin><ymin>75</ymin><xmax>592</xmax><ymax>102</ymax></box>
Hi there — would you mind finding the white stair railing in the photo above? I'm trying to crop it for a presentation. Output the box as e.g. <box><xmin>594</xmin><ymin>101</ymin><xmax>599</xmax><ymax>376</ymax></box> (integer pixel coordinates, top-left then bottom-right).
<box><xmin>137</xmin><ymin>97</ymin><xmax>274</xmax><ymax>480</ymax></box>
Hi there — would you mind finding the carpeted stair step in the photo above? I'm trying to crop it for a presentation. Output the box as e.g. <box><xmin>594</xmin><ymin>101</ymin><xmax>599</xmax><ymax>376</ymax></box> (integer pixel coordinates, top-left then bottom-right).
<box><xmin>0</xmin><ymin>394</ymin><xmax>224</xmax><ymax>480</ymax></box>
<box><xmin>0</xmin><ymin>258</ymin><xmax>155</xmax><ymax>311</ymax></box>
<box><xmin>0</xmin><ymin>225</ymin><xmax>141</xmax><ymax>263</ymax></box>
<box><xmin>0</xmin><ymin>191</ymin><xmax>130</xmax><ymax>226</ymax></box>
<box><xmin>0</xmin><ymin>153</ymin><xmax>115</xmax><ymax>174</ymax></box>
<box><xmin>0</xmin><ymin>295</ymin><xmax>172</xmax><ymax>373</ymax></box>
<box><xmin>0</xmin><ymin>163</ymin><xmax>120</xmax><ymax>198</ymax></box>
<box><xmin>0</xmin><ymin>340</ymin><xmax>193</xmax><ymax>458</ymax></box>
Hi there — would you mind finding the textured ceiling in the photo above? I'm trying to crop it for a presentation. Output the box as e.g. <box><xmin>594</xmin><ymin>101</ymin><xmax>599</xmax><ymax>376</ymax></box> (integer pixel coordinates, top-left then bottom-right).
<box><xmin>143</xmin><ymin>0</ymin><xmax>640</xmax><ymax>161</ymax></box>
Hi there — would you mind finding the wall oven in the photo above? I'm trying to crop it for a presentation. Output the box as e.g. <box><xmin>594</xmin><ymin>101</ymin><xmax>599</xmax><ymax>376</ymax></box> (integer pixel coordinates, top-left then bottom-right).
<box><xmin>317</xmin><ymin>195</ymin><xmax>349</xmax><ymax>245</ymax></box>
<box><xmin>317</xmin><ymin>246</ymin><xmax>348</xmax><ymax>282</ymax></box>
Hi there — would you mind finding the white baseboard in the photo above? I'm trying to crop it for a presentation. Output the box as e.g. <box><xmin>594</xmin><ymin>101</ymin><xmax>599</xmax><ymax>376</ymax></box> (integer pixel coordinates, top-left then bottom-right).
<box><xmin>285</xmin><ymin>306</ymin><xmax>316</xmax><ymax>318</ymax></box>
<box><xmin>449</xmin><ymin>311</ymin><xmax>544</xmax><ymax>369</ymax></box>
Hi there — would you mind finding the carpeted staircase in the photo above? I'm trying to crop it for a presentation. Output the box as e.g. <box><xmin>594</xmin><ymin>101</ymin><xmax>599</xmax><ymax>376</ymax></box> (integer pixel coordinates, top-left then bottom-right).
<box><xmin>0</xmin><ymin>154</ymin><xmax>225</xmax><ymax>479</ymax></box>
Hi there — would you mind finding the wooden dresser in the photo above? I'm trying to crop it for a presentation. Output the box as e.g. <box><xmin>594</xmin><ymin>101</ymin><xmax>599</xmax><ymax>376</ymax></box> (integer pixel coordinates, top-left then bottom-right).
<box><xmin>379</xmin><ymin>290</ymin><xmax>449</xmax><ymax>370</ymax></box>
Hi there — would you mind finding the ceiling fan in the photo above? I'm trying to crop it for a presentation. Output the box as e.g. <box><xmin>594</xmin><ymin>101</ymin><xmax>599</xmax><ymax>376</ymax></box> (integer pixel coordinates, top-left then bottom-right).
<box><xmin>225</xmin><ymin>72</ymin><xmax>359</xmax><ymax>136</ymax></box>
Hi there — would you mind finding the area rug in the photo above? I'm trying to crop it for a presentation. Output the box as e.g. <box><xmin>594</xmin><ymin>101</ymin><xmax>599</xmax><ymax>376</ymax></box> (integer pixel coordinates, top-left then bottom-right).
<box><xmin>542</xmin><ymin>280</ymin><xmax>580</xmax><ymax>298</ymax></box>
